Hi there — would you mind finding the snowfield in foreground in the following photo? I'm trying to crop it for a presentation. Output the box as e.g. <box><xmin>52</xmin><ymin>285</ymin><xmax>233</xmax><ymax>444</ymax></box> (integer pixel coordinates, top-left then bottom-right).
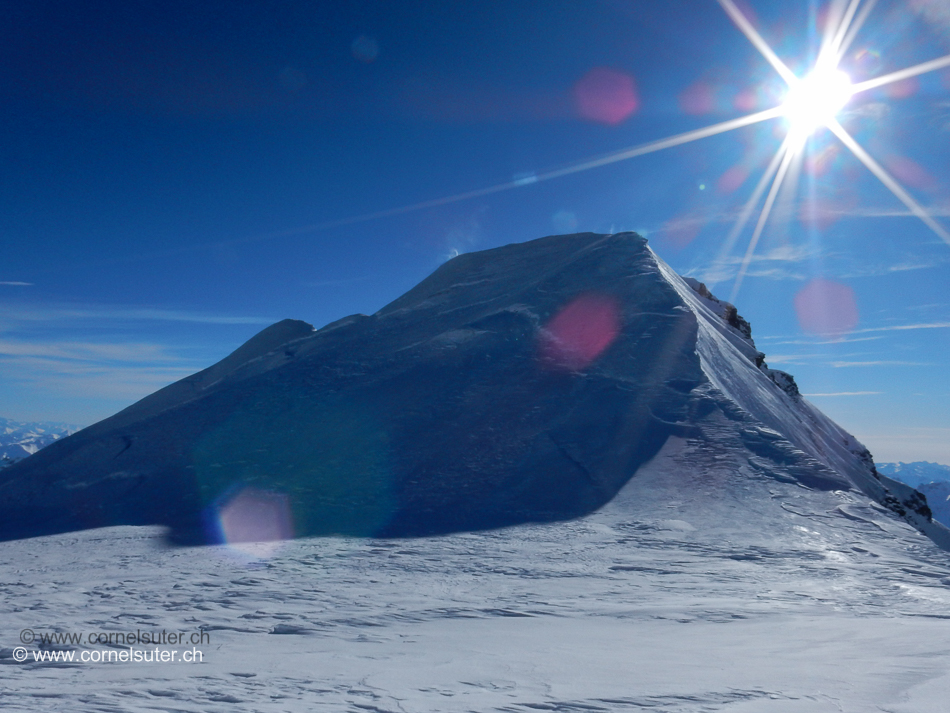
<box><xmin>3</xmin><ymin>435</ymin><xmax>950</xmax><ymax>713</ymax></box>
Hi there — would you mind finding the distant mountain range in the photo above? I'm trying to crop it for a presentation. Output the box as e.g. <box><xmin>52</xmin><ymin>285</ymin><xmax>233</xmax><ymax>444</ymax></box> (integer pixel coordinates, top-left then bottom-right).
<box><xmin>877</xmin><ymin>461</ymin><xmax>950</xmax><ymax>488</ymax></box>
<box><xmin>875</xmin><ymin>462</ymin><xmax>950</xmax><ymax>528</ymax></box>
<box><xmin>915</xmin><ymin>481</ymin><xmax>950</xmax><ymax>530</ymax></box>
<box><xmin>0</xmin><ymin>418</ymin><xmax>82</xmax><ymax>466</ymax></box>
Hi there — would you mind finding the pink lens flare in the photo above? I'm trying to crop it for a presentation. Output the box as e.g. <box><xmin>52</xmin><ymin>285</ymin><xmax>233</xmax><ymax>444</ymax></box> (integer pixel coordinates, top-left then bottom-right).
<box><xmin>794</xmin><ymin>279</ymin><xmax>859</xmax><ymax>337</ymax></box>
<box><xmin>351</xmin><ymin>35</ymin><xmax>379</xmax><ymax>63</ymax></box>
<box><xmin>679</xmin><ymin>81</ymin><xmax>716</xmax><ymax>115</ymax></box>
<box><xmin>573</xmin><ymin>67</ymin><xmax>639</xmax><ymax>125</ymax></box>
<box><xmin>733</xmin><ymin>88</ymin><xmax>758</xmax><ymax>112</ymax></box>
<box><xmin>538</xmin><ymin>294</ymin><xmax>621</xmax><ymax>370</ymax></box>
<box><xmin>884</xmin><ymin>154</ymin><xmax>935</xmax><ymax>190</ymax></box>
<box><xmin>804</xmin><ymin>144</ymin><xmax>840</xmax><ymax>177</ymax></box>
<box><xmin>659</xmin><ymin>214</ymin><xmax>703</xmax><ymax>250</ymax></box>
<box><xmin>884</xmin><ymin>76</ymin><xmax>919</xmax><ymax>99</ymax></box>
<box><xmin>717</xmin><ymin>164</ymin><xmax>750</xmax><ymax>193</ymax></box>
<box><xmin>218</xmin><ymin>487</ymin><xmax>294</xmax><ymax>549</ymax></box>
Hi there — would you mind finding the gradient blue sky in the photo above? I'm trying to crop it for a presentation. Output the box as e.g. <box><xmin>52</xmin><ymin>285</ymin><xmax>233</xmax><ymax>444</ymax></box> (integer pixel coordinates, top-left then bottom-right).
<box><xmin>2</xmin><ymin>0</ymin><xmax>949</xmax><ymax>463</ymax></box>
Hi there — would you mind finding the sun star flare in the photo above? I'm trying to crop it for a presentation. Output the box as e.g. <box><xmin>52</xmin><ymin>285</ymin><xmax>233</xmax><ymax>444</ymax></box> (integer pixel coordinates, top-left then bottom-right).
<box><xmin>783</xmin><ymin>68</ymin><xmax>854</xmax><ymax>138</ymax></box>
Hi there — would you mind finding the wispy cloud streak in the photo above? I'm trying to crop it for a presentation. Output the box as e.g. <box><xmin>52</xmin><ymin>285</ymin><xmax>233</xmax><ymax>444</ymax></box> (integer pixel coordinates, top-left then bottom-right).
<box><xmin>831</xmin><ymin>360</ymin><xmax>931</xmax><ymax>367</ymax></box>
<box><xmin>849</xmin><ymin>321</ymin><xmax>950</xmax><ymax>334</ymax></box>
<box><xmin>0</xmin><ymin>304</ymin><xmax>273</xmax><ymax>326</ymax></box>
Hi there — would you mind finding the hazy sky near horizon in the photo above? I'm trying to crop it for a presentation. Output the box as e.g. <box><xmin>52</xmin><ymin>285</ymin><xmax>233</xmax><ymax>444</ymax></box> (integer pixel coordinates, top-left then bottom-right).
<box><xmin>2</xmin><ymin>0</ymin><xmax>949</xmax><ymax>463</ymax></box>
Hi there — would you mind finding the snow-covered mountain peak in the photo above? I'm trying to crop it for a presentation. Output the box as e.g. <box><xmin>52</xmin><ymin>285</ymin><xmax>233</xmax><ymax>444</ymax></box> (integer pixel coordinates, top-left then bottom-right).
<box><xmin>1</xmin><ymin>232</ymin><xmax>946</xmax><ymax>551</ymax></box>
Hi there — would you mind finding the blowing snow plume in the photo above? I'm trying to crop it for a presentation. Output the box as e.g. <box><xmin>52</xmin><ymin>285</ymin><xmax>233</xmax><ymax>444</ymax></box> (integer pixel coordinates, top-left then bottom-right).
<box><xmin>1</xmin><ymin>232</ymin><xmax>946</xmax><ymax>549</ymax></box>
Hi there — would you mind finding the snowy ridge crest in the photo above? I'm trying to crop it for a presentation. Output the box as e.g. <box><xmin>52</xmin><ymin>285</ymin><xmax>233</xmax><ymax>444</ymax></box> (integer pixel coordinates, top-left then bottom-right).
<box><xmin>674</xmin><ymin>264</ymin><xmax>946</xmax><ymax>548</ymax></box>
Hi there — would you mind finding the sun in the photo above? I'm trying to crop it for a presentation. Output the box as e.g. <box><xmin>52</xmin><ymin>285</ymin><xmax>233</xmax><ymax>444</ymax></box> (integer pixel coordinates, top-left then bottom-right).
<box><xmin>782</xmin><ymin>67</ymin><xmax>854</xmax><ymax>138</ymax></box>
<box><xmin>706</xmin><ymin>0</ymin><xmax>950</xmax><ymax>300</ymax></box>
<box><xmin>297</xmin><ymin>0</ymin><xmax>950</xmax><ymax>295</ymax></box>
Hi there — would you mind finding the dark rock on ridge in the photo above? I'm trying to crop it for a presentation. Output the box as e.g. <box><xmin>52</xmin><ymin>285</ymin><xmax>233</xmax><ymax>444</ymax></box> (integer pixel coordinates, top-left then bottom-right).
<box><xmin>1</xmin><ymin>232</ymin><xmax>946</xmax><ymax>548</ymax></box>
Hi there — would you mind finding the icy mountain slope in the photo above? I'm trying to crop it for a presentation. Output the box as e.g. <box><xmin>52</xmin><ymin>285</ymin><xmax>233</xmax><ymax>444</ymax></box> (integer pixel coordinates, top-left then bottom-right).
<box><xmin>656</xmin><ymin>259</ymin><xmax>946</xmax><ymax>547</ymax></box>
<box><xmin>0</xmin><ymin>232</ymin><xmax>944</xmax><ymax>550</ymax></box>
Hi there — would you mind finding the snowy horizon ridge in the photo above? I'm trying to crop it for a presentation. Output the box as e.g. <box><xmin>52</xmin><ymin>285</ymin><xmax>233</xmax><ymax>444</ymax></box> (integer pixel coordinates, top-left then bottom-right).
<box><xmin>1</xmin><ymin>231</ymin><xmax>947</xmax><ymax>550</ymax></box>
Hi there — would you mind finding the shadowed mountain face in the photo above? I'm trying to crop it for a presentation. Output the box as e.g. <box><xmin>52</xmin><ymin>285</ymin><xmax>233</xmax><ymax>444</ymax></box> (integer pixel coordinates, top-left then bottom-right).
<box><xmin>0</xmin><ymin>233</ymin><xmax>944</xmax><ymax>547</ymax></box>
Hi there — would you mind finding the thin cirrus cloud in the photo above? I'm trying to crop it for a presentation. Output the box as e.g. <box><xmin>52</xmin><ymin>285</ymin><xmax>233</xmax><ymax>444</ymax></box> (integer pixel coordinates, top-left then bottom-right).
<box><xmin>764</xmin><ymin>336</ymin><xmax>883</xmax><ymax>346</ymax></box>
<box><xmin>5</xmin><ymin>359</ymin><xmax>198</xmax><ymax>401</ymax></box>
<box><xmin>0</xmin><ymin>302</ymin><xmax>267</xmax><ymax>416</ymax></box>
<box><xmin>759</xmin><ymin>321</ymin><xmax>950</xmax><ymax>341</ymax></box>
<box><xmin>10</xmin><ymin>306</ymin><xmax>273</xmax><ymax>325</ymax></box>
<box><xmin>0</xmin><ymin>343</ymin><xmax>203</xmax><ymax>404</ymax></box>
<box><xmin>802</xmin><ymin>391</ymin><xmax>883</xmax><ymax>396</ymax></box>
<box><xmin>763</xmin><ymin>350</ymin><xmax>899</xmax><ymax>367</ymax></box>
<box><xmin>850</xmin><ymin>321</ymin><xmax>950</xmax><ymax>335</ymax></box>
<box><xmin>841</xmin><ymin>203</ymin><xmax>950</xmax><ymax>219</ymax></box>
<box><xmin>687</xmin><ymin>244</ymin><xmax>816</xmax><ymax>283</ymax></box>
<box><xmin>698</xmin><ymin>253</ymin><xmax>947</xmax><ymax>284</ymax></box>
<box><xmin>759</xmin><ymin>354</ymin><xmax>807</xmax><ymax>365</ymax></box>
<box><xmin>0</xmin><ymin>339</ymin><xmax>180</xmax><ymax>363</ymax></box>
<box><xmin>0</xmin><ymin>282</ymin><xmax>33</xmax><ymax>286</ymax></box>
<box><xmin>830</xmin><ymin>360</ymin><xmax>931</xmax><ymax>368</ymax></box>
<box><xmin>691</xmin><ymin>264</ymin><xmax>806</xmax><ymax>284</ymax></box>
<box><xmin>834</xmin><ymin>254</ymin><xmax>950</xmax><ymax>278</ymax></box>
<box><xmin>2</xmin><ymin>354</ymin><xmax>195</xmax><ymax>380</ymax></box>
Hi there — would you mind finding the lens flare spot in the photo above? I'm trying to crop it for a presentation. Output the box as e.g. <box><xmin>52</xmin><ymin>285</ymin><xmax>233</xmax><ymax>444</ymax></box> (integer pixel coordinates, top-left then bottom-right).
<box><xmin>351</xmin><ymin>35</ymin><xmax>380</xmax><ymax>64</ymax></box>
<box><xmin>679</xmin><ymin>81</ymin><xmax>716</xmax><ymax>115</ymax></box>
<box><xmin>573</xmin><ymin>67</ymin><xmax>639</xmax><ymax>125</ymax></box>
<box><xmin>733</xmin><ymin>88</ymin><xmax>758</xmax><ymax>112</ymax></box>
<box><xmin>884</xmin><ymin>76</ymin><xmax>919</xmax><ymax>99</ymax></box>
<box><xmin>278</xmin><ymin>66</ymin><xmax>307</xmax><ymax>93</ymax></box>
<box><xmin>552</xmin><ymin>209</ymin><xmax>579</xmax><ymax>233</ymax></box>
<box><xmin>804</xmin><ymin>143</ymin><xmax>840</xmax><ymax>177</ymax></box>
<box><xmin>884</xmin><ymin>154</ymin><xmax>934</xmax><ymax>189</ymax></box>
<box><xmin>717</xmin><ymin>164</ymin><xmax>750</xmax><ymax>193</ymax></box>
<box><xmin>539</xmin><ymin>294</ymin><xmax>620</xmax><ymax>370</ymax></box>
<box><xmin>794</xmin><ymin>279</ymin><xmax>859</xmax><ymax>338</ymax></box>
<box><xmin>217</xmin><ymin>487</ymin><xmax>294</xmax><ymax>557</ymax></box>
<box><xmin>853</xmin><ymin>48</ymin><xmax>882</xmax><ymax>77</ymax></box>
<box><xmin>659</xmin><ymin>214</ymin><xmax>703</xmax><ymax>250</ymax></box>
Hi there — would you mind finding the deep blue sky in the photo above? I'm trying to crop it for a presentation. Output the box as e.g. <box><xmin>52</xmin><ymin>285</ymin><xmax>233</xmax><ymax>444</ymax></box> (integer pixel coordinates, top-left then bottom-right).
<box><xmin>2</xmin><ymin>0</ymin><xmax>949</xmax><ymax>463</ymax></box>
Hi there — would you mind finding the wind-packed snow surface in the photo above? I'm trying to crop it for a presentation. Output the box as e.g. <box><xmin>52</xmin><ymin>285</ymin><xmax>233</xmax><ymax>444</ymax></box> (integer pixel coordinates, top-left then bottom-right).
<box><xmin>4</xmin><ymin>232</ymin><xmax>950</xmax><ymax>710</ymax></box>
<box><xmin>3</xmin><ymin>451</ymin><xmax>950</xmax><ymax>711</ymax></box>
<box><xmin>0</xmin><ymin>231</ymin><xmax>943</xmax><ymax>549</ymax></box>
